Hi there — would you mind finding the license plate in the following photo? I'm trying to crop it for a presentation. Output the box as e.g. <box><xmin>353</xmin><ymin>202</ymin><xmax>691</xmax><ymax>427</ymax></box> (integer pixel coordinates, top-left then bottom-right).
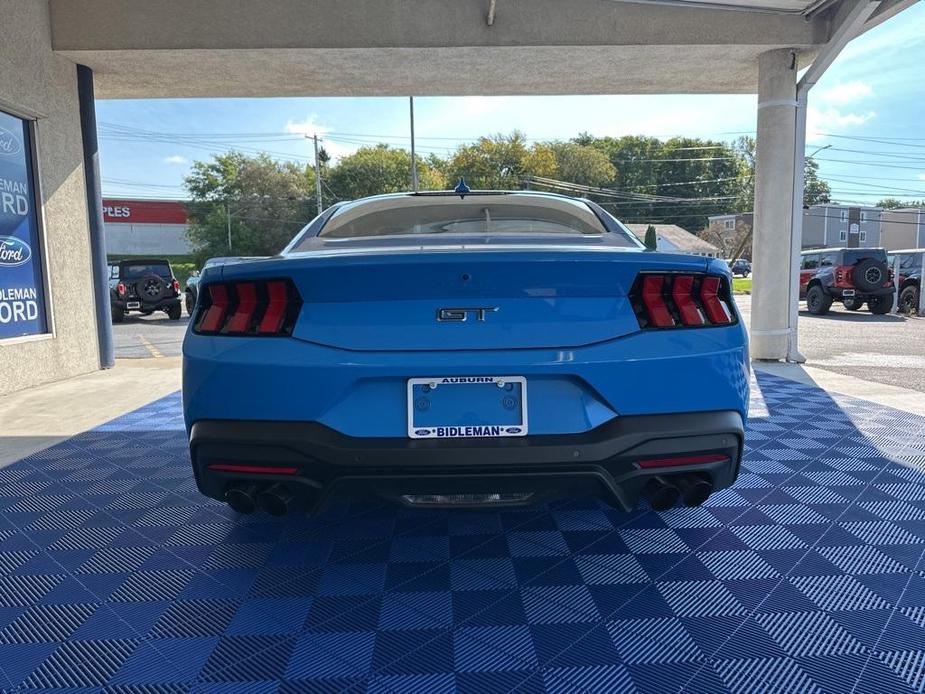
<box><xmin>407</xmin><ymin>376</ymin><xmax>528</xmax><ymax>439</ymax></box>
<box><xmin>842</xmin><ymin>290</ymin><xmax>855</xmax><ymax>297</ymax></box>
<box><xmin>126</xmin><ymin>301</ymin><xmax>141</xmax><ymax>309</ymax></box>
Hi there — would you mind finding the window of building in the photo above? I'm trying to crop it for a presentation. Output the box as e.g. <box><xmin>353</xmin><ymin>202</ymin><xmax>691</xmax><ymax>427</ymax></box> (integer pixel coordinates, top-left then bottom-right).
<box><xmin>839</xmin><ymin>229</ymin><xmax>847</xmax><ymax>242</ymax></box>
<box><xmin>0</xmin><ymin>108</ymin><xmax>49</xmax><ymax>340</ymax></box>
<box><xmin>723</xmin><ymin>219</ymin><xmax>735</xmax><ymax>231</ymax></box>
<box><xmin>859</xmin><ymin>230</ymin><xmax>867</xmax><ymax>242</ymax></box>
<box><xmin>860</xmin><ymin>211</ymin><xmax>867</xmax><ymax>222</ymax></box>
<box><xmin>840</xmin><ymin>210</ymin><xmax>848</xmax><ymax>221</ymax></box>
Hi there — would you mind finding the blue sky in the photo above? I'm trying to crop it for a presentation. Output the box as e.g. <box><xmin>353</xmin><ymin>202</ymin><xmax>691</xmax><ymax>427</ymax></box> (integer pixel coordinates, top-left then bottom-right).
<box><xmin>98</xmin><ymin>2</ymin><xmax>925</xmax><ymax>207</ymax></box>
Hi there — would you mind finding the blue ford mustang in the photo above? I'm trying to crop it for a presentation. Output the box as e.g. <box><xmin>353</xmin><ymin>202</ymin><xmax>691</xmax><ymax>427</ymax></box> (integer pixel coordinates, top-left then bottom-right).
<box><xmin>183</xmin><ymin>190</ymin><xmax>749</xmax><ymax>516</ymax></box>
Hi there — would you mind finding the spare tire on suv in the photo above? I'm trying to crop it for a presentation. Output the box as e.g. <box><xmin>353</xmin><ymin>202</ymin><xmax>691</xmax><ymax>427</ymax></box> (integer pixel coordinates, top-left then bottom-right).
<box><xmin>851</xmin><ymin>257</ymin><xmax>889</xmax><ymax>293</ymax></box>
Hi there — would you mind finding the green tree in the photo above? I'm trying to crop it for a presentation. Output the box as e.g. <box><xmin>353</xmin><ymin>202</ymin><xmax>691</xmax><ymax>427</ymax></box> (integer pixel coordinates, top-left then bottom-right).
<box><xmin>184</xmin><ymin>152</ymin><xmax>315</xmax><ymax>261</ymax></box>
<box><xmin>326</xmin><ymin>144</ymin><xmax>444</xmax><ymax>200</ymax></box>
<box><xmin>548</xmin><ymin>143</ymin><xmax>616</xmax><ymax>187</ymax></box>
<box><xmin>644</xmin><ymin>225</ymin><xmax>657</xmax><ymax>250</ymax></box>
<box><xmin>445</xmin><ymin>132</ymin><xmax>557</xmax><ymax>189</ymax></box>
<box><xmin>877</xmin><ymin>197</ymin><xmax>925</xmax><ymax>209</ymax></box>
<box><xmin>803</xmin><ymin>157</ymin><xmax>831</xmax><ymax>206</ymax></box>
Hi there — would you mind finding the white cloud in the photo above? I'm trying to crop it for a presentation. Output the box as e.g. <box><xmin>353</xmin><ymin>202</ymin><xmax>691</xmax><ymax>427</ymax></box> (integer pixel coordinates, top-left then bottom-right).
<box><xmin>163</xmin><ymin>155</ymin><xmax>188</xmax><ymax>165</ymax></box>
<box><xmin>806</xmin><ymin>106</ymin><xmax>876</xmax><ymax>142</ymax></box>
<box><xmin>918</xmin><ymin>173</ymin><xmax>925</xmax><ymax>181</ymax></box>
<box><xmin>284</xmin><ymin>115</ymin><xmax>356</xmax><ymax>161</ymax></box>
<box><xmin>817</xmin><ymin>81</ymin><xmax>872</xmax><ymax>105</ymax></box>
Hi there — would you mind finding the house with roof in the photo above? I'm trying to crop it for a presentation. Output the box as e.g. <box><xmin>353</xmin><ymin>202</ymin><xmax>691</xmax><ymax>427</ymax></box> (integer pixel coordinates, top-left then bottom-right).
<box><xmin>625</xmin><ymin>224</ymin><xmax>721</xmax><ymax>258</ymax></box>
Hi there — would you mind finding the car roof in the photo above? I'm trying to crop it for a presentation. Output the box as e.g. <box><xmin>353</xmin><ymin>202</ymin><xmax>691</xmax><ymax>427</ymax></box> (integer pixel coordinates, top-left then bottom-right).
<box><xmin>118</xmin><ymin>258</ymin><xmax>172</xmax><ymax>265</ymax></box>
<box><xmin>800</xmin><ymin>247</ymin><xmax>886</xmax><ymax>254</ymax></box>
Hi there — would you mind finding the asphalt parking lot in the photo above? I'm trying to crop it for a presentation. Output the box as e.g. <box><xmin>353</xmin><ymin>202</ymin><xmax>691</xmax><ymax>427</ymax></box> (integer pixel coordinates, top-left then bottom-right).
<box><xmin>113</xmin><ymin>296</ymin><xmax>925</xmax><ymax>393</ymax></box>
<box><xmin>735</xmin><ymin>295</ymin><xmax>925</xmax><ymax>394</ymax></box>
<box><xmin>113</xmin><ymin>311</ymin><xmax>189</xmax><ymax>358</ymax></box>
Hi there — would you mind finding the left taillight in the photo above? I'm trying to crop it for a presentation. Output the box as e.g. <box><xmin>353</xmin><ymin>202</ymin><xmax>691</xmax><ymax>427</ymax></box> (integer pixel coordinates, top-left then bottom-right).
<box><xmin>116</xmin><ymin>282</ymin><xmax>125</xmax><ymax>296</ymax></box>
<box><xmin>629</xmin><ymin>272</ymin><xmax>735</xmax><ymax>329</ymax></box>
<box><xmin>193</xmin><ymin>278</ymin><xmax>302</xmax><ymax>336</ymax></box>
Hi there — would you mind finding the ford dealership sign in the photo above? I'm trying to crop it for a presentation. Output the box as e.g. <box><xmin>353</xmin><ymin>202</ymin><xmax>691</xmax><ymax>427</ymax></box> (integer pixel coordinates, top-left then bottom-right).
<box><xmin>0</xmin><ymin>110</ymin><xmax>47</xmax><ymax>338</ymax></box>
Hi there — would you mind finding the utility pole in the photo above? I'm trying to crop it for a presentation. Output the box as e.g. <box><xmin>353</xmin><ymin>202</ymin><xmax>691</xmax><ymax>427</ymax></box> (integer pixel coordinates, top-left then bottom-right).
<box><xmin>409</xmin><ymin>97</ymin><xmax>419</xmax><ymax>192</ymax></box>
<box><xmin>311</xmin><ymin>134</ymin><xmax>324</xmax><ymax>215</ymax></box>
<box><xmin>225</xmin><ymin>201</ymin><xmax>232</xmax><ymax>251</ymax></box>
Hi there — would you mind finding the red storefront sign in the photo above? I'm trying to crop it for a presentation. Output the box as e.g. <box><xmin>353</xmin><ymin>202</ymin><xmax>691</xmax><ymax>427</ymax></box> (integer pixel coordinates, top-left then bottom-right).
<box><xmin>102</xmin><ymin>199</ymin><xmax>188</xmax><ymax>225</ymax></box>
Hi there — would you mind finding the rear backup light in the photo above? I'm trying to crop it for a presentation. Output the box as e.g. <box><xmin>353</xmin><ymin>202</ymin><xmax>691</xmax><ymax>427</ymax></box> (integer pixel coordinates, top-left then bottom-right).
<box><xmin>193</xmin><ymin>279</ymin><xmax>301</xmax><ymax>336</ymax></box>
<box><xmin>638</xmin><ymin>453</ymin><xmax>730</xmax><ymax>469</ymax></box>
<box><xmin>630</xmin><ymin>272</ymin><xmax>736</xmax><ymax>329</ymax></box>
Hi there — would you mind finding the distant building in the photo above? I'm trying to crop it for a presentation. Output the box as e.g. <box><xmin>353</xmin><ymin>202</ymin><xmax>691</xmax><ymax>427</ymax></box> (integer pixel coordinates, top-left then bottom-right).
<box><xmin>706</xmin><ymin>212</ymin><xmax>753</xmax><ymax>259</ymax></box>
<box><xmin>800</xmin><ymin>203</ymin><xmax>882</xmax><ymax>249</ymax></box>
<box><xmin>103</xmin><ymin>198</ymin><xmax>192</xmax><ymax>256</ymax></box>
<box><xmin>625</xmin><ymin>224</ymin><xmax>720</xmax><ymax>258</ymax></box>
<box><xmin>880</xmin><ymin>207</ymin><xmax>925</xmax><ymax>250</ymax></box>
<box><xmin>709</xmin><ymin>205</ymin><xmax>885</xmax><ymax>254</ymax></box>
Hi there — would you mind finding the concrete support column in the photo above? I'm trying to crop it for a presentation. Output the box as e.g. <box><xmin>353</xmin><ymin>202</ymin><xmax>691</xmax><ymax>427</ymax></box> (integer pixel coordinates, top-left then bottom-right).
<box><xmin>751</xmin><ymin>49</ymin><xmax>799</xmax><ymax>361</ymax></box>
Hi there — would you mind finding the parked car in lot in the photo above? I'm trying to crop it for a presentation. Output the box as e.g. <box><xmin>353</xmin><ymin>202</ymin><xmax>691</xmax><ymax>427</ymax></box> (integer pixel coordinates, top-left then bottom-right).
<box><xmin>799</xmin><ymin>247</ymin><xmax>894</xmax><ymax>315</ymax></box>
<box><xmin>888</xmin><ymin>249</ymin><xmax>923</xmax><ymax>314</ymax></box>
<box><xmin>729</xmin><ymin>258</ymin><xmax>751</xmax><ymax>277</ymax></box>
<box><xmin>109</xmin><ymin>258</ymin><xmax>182</xmax><ymax>323</ymax></box>
<box><xmin>185</xmin><ymin>256</ymin><xmax>264</xmax><ymax>315</ymax></box>
<box><xmin>183</xmin><ymin>189</ymin><xmax>749</xmax><ymax>517</ymax></box>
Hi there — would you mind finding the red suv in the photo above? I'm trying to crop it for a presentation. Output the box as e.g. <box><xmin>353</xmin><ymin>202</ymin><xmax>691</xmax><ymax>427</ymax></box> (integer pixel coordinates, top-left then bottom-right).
<box><xmin>799</xmin><ymin>248</ymin><xmax>894</xmax><ymax>315</ymax></box>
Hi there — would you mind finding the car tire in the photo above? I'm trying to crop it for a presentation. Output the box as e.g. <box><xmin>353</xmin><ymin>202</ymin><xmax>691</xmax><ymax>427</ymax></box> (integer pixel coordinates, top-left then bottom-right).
<box><xmin>900</xmin><ymin>285</ymin><xmax>920</xmax><ymax>314</ymax></box>
<box><xmin>843</xmin><ymin>297</ymin><xmax>864</xmax><ymax>311</ymax></box>
<box><xmin>868</xmin><ymin>296</ymin><xmax>891</xmax><ymax>315</ymax></box>
<box><xmin>852</xmin><ymin>258</ymin><xmax>889</xmax><ymax>293</ymax></box>
<box><xmin>806</xmin><ymin>285</ymin><xmax>832</xmax><ymax>315</ymax></box>
<box><xmin>167</xmin><ymin>303</ymin><xmax>182</xmax><ymax>320</ymax></box>
<box><xmin>111</xmin><ymin>306</ymin><xmax>125</xmax><ymax>324</ymax></box>
<box><xmin>184</xmin><ymin>291</ymin><xmax>195</xmax><ymax>316</ymax></box>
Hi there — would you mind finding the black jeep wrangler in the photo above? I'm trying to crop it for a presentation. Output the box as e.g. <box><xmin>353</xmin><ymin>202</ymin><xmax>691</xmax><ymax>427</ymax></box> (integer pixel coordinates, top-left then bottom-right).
<box><xmin>108</xmin><ymin>259</ymin><xmax>182</xmax><ymax>323</ymax></box>
<box><xmin>799</xmin><ymin>247</ymin><xmax>894</xmax><ymax>315</ymax></box>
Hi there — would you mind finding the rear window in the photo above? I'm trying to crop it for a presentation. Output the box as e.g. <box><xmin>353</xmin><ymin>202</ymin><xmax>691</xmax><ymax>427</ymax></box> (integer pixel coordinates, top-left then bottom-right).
<box><xmin>315</xmin><ymin>195</ymin><xmax>614</xmax><ymax>240</ymax></box>
<box><xmin>122</xmin><ymin>263</ymin><xmax>172</xmax><ymax>280</ymax></box>
<box><xmin>842</xmin><ymin>249</ymin><xmax>886</xmax><ymax>264</ymax></box>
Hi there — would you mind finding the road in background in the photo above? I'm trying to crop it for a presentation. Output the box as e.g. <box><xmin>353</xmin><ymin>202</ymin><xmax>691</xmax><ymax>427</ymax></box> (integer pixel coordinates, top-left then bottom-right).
<box><xmin>735</xmin><ymin>294</ymin><xmax>925</xmax><ymax>393</ymax></box>
<box><xmin>113</xmin><ymin>312</ymin><xmax>189</xmax><ymax>358</ymax></box>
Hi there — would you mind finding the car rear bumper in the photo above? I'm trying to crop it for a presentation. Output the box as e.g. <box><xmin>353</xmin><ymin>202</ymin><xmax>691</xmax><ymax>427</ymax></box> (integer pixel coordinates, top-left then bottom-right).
<box><xmin>115</xmin><ymin>296</ymin><xmax>180</xmax><ymax>311</ymax></box>
<box><xmin>828</xmin><ymin>286</ymin><xmax>894</xmax><ymax>299</ymax></box>
<box><xmin>190</xmin><ymin>410</ymin><xmax>744</xmax><ymax>513</ymax></box>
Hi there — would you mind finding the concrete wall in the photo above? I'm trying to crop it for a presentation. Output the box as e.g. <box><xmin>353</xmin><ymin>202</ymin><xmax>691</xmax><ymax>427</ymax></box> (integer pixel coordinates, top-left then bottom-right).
<box><xmin>881</xmin><ymin>208</ymin><xmax>924</xmax><ymax>250</ymax></box>
<box><xmin>0</xmin><ymin>0</ymin><xmax>99</xmax><ymax>396</ymax></box>
<box><xmin>104</xmin><ymin>223</ymin><xmax>192</xmax><ymax>256</ymax></box>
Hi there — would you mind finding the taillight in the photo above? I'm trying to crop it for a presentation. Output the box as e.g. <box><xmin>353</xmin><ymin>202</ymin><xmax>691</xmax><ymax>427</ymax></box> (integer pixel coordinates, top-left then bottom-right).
<box><xmin>638</xmin><ymin>453</ymin><xmax>730</xmax><ymax>469</ymax></box>
<box><xmin>630</xmin><ymin>273</ymin><xmax>735</xmax><ymax>329</ymax></box>
<box><xmin>193</xmin><ymin>279</ymin><xmax>301</xmax><ymax>336</ymax></box>
<box><xmin>117</xmin><ymin>282</ymin><xmax>125</xmax><ymax>296</ymax></box>
<box><xmin>834</xmin><ymin>265</ymin><xmax>853</xmax><ymax>288</ymax></box>
<box><xmin>172</xmin><ymin>278</ymin><xmax>181</xmax><ymax>293</ymax></box>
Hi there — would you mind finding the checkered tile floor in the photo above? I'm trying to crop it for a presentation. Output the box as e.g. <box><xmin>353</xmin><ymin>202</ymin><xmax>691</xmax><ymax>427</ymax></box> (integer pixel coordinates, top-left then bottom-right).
<box><xmin>2</xmin><ymin>372</ymin><xmax>925</xmax><ymax>693</ymax></box>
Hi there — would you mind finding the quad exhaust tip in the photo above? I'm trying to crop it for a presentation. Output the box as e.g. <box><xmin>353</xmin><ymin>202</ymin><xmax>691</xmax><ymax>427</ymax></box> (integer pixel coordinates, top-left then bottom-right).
<box><xmin>224</xmin><ymin>483</ymin><xmax>259</xmax><ymax>514</ymax></box>
<box><xmin>646</xmin><ymin>473</ymin><xmax>713</xmax><ymax>511</ymax></box>
<box><xmin>257</xmin><ymin>483</ymin><xmax>294</xmax><ymax>516</ymax></box>
<box><xmin>646</xmin><ymin>476</ymin><xmax>680</xmax><ymax>512</ymax></box>
<box><xmin>675</xmin><ymin>474</ymin><xmax>713</xmax><ymax>507</ymax></box>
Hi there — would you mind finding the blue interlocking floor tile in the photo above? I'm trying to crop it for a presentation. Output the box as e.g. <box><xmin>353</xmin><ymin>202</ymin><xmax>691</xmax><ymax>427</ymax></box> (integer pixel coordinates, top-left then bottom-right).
<box><xmin>2</xmin><ymin>372</ymin><xmax>925</xmax><ymax>692</ymax></box>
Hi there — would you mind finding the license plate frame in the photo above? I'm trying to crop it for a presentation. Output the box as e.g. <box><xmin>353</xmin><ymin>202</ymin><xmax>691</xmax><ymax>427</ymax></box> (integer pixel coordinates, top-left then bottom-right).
<box><xmin>842</xmin><ymin>289</ymin><xmax>856</xmax><ymax>297</ymax></box>
<box><xmin>407</xmin><ymin>376</ymin><xmax>528</xmax><ymax>439</ymax></box>
<box><xmin>126</xmin><ymin>301</ymin><xmax>141</xmax><ymax>309</ymax></box>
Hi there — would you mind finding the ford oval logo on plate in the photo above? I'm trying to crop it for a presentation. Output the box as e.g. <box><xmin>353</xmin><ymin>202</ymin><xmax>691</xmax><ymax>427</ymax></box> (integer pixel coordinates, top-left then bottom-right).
<box><xmin>505</xmin><ymin>427</ymin><xmax>523</xmax><ymax>434</ymax></box>
<box><xmin>0</xmin><ymin>237</ymin><xmax>32</xmax><ymax>267</ymax></box>
<box><xmin>414</xmin><ymin>429</ymin><xmax>432</xmax><ymax>436</ymax></box>
<box><xmin>0</xmin><ymin>126</ymin><xmax>23</xmax><ymax>157</ymax></box>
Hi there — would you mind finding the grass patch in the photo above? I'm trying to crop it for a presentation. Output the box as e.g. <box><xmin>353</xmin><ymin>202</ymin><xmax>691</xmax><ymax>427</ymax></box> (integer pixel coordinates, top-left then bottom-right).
<box><xmin>732</xmin><ymin>277</ymin><xmax>752</xmax><ymax>294</ymax></box>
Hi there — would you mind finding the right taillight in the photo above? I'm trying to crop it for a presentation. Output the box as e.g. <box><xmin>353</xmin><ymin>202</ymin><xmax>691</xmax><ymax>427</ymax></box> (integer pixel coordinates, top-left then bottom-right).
<box><xmin>630</xmin><ymin>272</ymin><xmax>735</xmax><ymax>329</ymax></box>
<box><xmin>193</xmin><ymin>279</ymin><xmax>302</xmax><ymax>336</ymax></box>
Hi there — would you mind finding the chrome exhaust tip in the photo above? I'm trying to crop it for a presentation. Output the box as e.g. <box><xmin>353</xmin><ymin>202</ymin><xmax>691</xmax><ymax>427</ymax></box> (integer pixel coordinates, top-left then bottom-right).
<box><xmin>224</xmin><ymin>483</ymin><xmax>259</xmax><ymax>514</ymax></box>
<box><xmin>646</xmin><ymin>476</ymin><xmax>681</xmax><ymax>512</ymax></box>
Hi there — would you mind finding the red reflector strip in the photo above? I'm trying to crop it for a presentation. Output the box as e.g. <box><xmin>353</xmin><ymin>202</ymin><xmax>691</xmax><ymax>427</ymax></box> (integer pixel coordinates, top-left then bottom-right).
<box><xmin>225</xmin><ymin>282</ymin><xmax>258</xmax><ymax>334</ymax></box>
<box><xmin>699</xmin><ymin>277</ymin><xmax>731</xmax><ymax>324</ymax></box>
<box><xmin>198</xmin><ymin>284</ymin><xmax>230</xmax><ymax>333</ymax></box>
<box><xmin>638</xmin><ymin>453</ymin><xmax>730</xmax><ymax>469</ymax></box>
<box><xmin>641</xmin><ymin>275</ymin><xmax>675</xmax><ymax>327</ymax></box>
<box><xmin>207</xmin><ymin>463</ymin><xmax>298</xmax><ymax>475</ymax></box>
<box><xmin>671</xmin><ymin>274</ymin><xmax>704</xmax><ymax>326</ymax></box>
<box><xmin>258</xmin><ymin>280</ymin><xmax>289</xmax><ymax>334</ymax></box>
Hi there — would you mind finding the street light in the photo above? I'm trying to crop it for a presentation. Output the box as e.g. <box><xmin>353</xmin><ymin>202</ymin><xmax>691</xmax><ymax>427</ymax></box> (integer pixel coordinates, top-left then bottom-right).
<box><xmin>807</xmin><ymin>144</ymin><xmax>831</xmax><ymax>158</ymax></box>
